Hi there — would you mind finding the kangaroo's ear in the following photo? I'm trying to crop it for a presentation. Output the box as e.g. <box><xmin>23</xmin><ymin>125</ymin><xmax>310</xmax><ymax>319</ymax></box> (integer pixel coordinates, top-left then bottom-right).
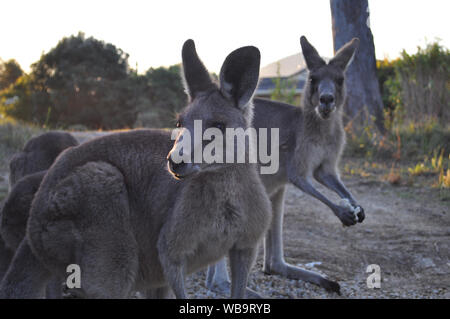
<box><xmin>300</xmin><ymin>36</ymin><xmax>326</xmax><ymax>71</ymax></box>
<box><xmin>219</xmin><ymin>46</ymin><xmax>260</xmax><ymax>110</ymax></box>
<box><xmin>181</xmin><ymin>39</ymin><xmax>216</xmax><ymax>100</ymax></box>
<box><xmin>329</xmin><ymin>38</ymin><xmax>360</xmax><ymax>71</ymax></box>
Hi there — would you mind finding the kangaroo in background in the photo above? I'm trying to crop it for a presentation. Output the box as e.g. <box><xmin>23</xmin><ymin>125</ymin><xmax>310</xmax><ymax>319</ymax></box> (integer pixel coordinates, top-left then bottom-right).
<box><xmin>0</xmin><ymin>40</ymin><xmax>271</xmax><ymax>299</ymax></box>
<box><xmin>207</xmin><ymin>36</ymin><xmax>365</xmax><ymax>295</ymax></box>
<box><xmin>0</xmin><ymin>132</ymin><xmax>78</xmax><ymax>283</ymax></box>
<box><xmin>7</xmin><ymin>132</ymin><xmax>79</xmax><ymax>188</ymax></box>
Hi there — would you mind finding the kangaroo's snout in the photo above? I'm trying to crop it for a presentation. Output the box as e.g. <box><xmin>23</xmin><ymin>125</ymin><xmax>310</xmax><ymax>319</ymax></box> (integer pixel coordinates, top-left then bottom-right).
<box><xmin>167</xmin><ymin>152</ymin><xmax>199</xmax><ymax>180</ymax></box>
<box><xmin>317</xmin><ymin>95</ymin><xmax>336</xmax><ymax>119</ymax></box>
<box><xmin>167</xmin><ymin>155</ymin><xmax>184</xmax><ymax>173</ymax></box>
<box><xmin>316</xmin><ymin>79</ymin><xmax>337</xmax><ymax>119</ymax></box>
<box><xmin>167</xmin><ymin>153</ymin><xmax>185</xmax><ymax>179</ymax></box>
<box><xmin>319</xmin><ymin>94</ymin><xmax>334</xmax><ymax>106</ymax></box>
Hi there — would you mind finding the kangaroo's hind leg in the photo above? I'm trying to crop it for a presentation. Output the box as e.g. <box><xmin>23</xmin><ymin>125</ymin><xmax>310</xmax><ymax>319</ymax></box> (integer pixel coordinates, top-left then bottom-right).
<box><xmin>0</xmin><ymin>239</ymin><xmax>51</xmax><ymax>298</ymax></box>
<box><xmin>0</xmin><ymin>237</ymin><xmax>13</xmax><ymax>281</ymax></box>
<box><xmin>206</xmin><ymin>259</ymin><xmax>262</xmax><ymax>298</ymax></box>
<box><xmin>143</xmin><ymin>286</ymin><xmax>173</xmax><ymax>299</ymax></box>
<box><xmin>63</xmin><ymin>162</ymin><xmax>139</xmax><ymax>298</ymax></box>
<box><xmin>28</xmin><ymin>162</ymin><xmax>139</xmax><ymax>299</ymax></box>
<box><xmin>72</xmin><ymin>228</ymin><xmax>138</xmax><ymax>299</ymax></box>
<box><xmin>263</xmin><ymin>186</ymin><xmax>340</xmax><ymax>294</ymax></box>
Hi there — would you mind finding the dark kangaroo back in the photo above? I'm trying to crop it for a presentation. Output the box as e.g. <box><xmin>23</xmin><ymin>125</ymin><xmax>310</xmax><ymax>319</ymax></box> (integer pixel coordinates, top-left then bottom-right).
<box><xmin>8</xmin><ymin>131</ymin><xmax>78</xmax><ymax>187</ymax></box>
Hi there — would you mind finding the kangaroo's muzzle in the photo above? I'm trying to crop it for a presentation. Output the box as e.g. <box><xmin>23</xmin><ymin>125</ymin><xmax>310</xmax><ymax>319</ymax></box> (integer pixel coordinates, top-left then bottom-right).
<box><xmin>167</xmin><ymin>155</ymin><xmax>200</xmax><ymax>180</ymax></box>
<box><xmin>317</xmin><ymin>94</ymin><xmax>336</xmax><ymax>119</ymax></box>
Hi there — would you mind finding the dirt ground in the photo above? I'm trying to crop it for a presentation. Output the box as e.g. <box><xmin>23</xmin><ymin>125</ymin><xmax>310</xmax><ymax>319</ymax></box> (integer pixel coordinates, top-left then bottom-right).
<box><xmin>186</xmin><ymin>162</ymin><xmax>450</xmax><ymax>299</ymax></box>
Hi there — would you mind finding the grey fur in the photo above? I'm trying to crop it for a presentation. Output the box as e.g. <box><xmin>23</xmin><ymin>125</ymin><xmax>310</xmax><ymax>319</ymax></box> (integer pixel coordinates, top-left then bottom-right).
<box><xmin>0</xmin><ymin>40</ymin><xmax>271</xmax><ymax>299</ymax></box>
<box><xmin>1</xmin><ymin>171</ymin><xmax>47</xmax><ymax>252</ymax></box>
<box><xmin>208</xmin><ymin>36</ymin><xmax>365</xmax><ymax>295</ymax></box>
<box><xmin>8</xmin><ymin>131</ymin><xmax>79</xmax><ymax>188</ymax></box>
<box><xmin>0</xmin><ymin>132</ymin><xmax>78</xmax><ymax>283</ymax></box>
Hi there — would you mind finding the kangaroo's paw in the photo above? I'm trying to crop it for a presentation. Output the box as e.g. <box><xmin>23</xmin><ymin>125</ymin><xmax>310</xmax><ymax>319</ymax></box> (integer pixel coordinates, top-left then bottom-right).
<box><xmin>265</xmin><ymin>262</ymin><xmax>340</xmax><ymax>295</ymax></box>
<box><xmin>339</xmin><ymin>198</ymin><xmax>365</xmax><ymax>224</ymax></box>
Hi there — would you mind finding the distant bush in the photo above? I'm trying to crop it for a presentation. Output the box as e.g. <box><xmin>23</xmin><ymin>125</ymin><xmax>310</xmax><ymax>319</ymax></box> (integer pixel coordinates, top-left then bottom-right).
<box><xmin>345</xmin><ymin>116</ymin><xmax>450</xmax><ymax>160</ymax></box>
<box><xmin>376</xmin><ymin>59</ymin><xmax>399</xmax><ymax>113</ymax></box>
<box><xmin>0</xmin><ymin>34</ymin><xmax>189</xmax><ymax>130</ymax></box>
<box><xmin>377</xmin><ymin>42</ymin><xmax>449</xmax><ymax>124</ymax></box>
<box><xmin>0</xmin><ymin>33</ymin><xmax>138</xmax><ymax>130</ymax></box>
<box><xmin>135</xmin><ymin>65</ymin><xmax>186</xmax><ymax>128</ymax></box>
<box><xmin>0</xmin><ymin>59</ymin><xmax>23</xmax><ymax>91</ymax></box>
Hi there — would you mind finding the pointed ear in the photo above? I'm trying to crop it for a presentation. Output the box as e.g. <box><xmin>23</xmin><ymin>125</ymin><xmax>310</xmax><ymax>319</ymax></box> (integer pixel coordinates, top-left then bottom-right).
<box><xmin>329</xmin><ymin>38</ymin><xmax>360</xmax><ymax>71</ymax></box>
<box><xmin>219</xmin><ymin>46</ymin><xmax>260</xmax><ymax>110</ymax></box>
<box><xmin>300</xmin><ymin>36</ymin><xmax>326</xmax><ymax>71</ymax></box>
<box><xmin>181</xmin><ymin>39</ymin><xmax>215</xmax><ymax>100</ymax></box>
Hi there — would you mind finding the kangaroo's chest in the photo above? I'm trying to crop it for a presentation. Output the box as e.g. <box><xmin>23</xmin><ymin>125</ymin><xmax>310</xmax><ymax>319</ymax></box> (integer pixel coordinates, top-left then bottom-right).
<box><xmin>303</xmin><ymin>124</ymin><xmax>343</xmax><ymax>163</ymax></box>
<box><xmin>180</xmin><ymin>194</ymin><xmax>248</xmax><ymax>272</ymax></box>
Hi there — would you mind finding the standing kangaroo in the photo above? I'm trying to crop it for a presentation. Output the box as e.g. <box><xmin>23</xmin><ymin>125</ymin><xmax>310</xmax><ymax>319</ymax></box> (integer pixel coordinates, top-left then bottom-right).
<box><xmin>0</xmin><ymin>40</ymin><xmax>271</xmax><ymax>299</ymax></box>
<box><xmin>207</xmin><ymin>36</ymin><xmax>365</xmax><ymax>295</ymax></box>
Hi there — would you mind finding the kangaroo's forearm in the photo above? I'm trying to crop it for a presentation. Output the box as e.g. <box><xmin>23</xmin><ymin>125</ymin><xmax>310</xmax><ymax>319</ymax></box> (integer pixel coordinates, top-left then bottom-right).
<box><xmin>289</xmin><ymin>175</ymin><xmax>338</xmax><ymax>212</ymax></box>
<box><xmin>314</xmin><ymin>172</ymin><xmax>355</xmax><ymax>203</ymax></box>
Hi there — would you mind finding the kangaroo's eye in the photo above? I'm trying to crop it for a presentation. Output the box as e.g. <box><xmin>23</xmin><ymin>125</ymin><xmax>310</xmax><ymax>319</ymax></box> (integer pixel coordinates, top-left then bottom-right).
<box><xmin>211</xmin><ymin>122</ymin><xmax>225</xmax><ymax>132</ymax></box>
<box><xmin>336</xmin><ymin>77</ymin><xmax>344</xmax><ymax>86</ymax></box>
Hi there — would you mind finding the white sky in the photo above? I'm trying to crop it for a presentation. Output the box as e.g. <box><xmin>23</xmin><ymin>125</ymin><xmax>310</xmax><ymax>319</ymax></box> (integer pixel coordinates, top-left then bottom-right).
<box><xmin>1</xmin><ymin>0</ymin><xmax>448</xmax><ymax>73</ymax></box>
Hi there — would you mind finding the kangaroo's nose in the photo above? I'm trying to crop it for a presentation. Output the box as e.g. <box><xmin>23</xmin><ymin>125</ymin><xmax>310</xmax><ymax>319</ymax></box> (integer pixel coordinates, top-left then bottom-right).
<box><xmin>167</xmin><ymin>155</ymin><xmax>185</xmax><ymax>173</ymax></box>
<box><xmin>319</xmin><ymin>94</ymin><xmax>334</xmax><ymax>105</ymax></box>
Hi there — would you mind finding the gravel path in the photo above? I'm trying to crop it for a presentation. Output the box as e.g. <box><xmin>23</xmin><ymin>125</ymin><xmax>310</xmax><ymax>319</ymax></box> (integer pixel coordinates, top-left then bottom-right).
<box><xmin>186</xmin><ymin>178</ymin><xmax>449</xmax><ymax>299</ymax></box>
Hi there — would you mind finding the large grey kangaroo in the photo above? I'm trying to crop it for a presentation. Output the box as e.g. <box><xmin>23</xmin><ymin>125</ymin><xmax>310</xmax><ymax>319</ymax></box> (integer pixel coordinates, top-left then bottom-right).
<box><xmin>0</xmin><ymin>132</ymin><xmax>78</xmax><ymax>281</ymax></box>
<box><xmin>207</xmin><ymin>36</ymin><xmax>365</xmax><ymax>295</ymax></box>
<box><xmin>0</xmin><ymin>40</ymin><xmax>272</xmax><ymax>299</ymax></box>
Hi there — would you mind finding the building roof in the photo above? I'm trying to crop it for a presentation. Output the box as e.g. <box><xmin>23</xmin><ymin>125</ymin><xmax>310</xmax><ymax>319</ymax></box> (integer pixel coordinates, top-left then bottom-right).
<box><xmin>260</xmin><ymin>53</ymin><xmax>306</xmax><ymax>78</ymax></box>
<box><xmin>256</xmin><ymin>53</ymin><xmax>329</xmax><ymax>96</ymax></box>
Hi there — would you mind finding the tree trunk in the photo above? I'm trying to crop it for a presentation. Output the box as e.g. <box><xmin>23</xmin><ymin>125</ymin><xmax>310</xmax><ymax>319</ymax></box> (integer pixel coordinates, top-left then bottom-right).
<box><xmin>330</xmin><ymin>0</ymin><xmax>385</xmax><ymax>133</ymax></box>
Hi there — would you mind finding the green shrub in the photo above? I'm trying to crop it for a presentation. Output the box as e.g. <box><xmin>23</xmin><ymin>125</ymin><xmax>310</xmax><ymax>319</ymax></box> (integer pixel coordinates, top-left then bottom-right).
<box><xmin>378</xmin><ymin>42</ymin><xmax>450</xmax><ymax>125</ymax></box>
<box><xmin>270</xmin><ymin>63</ymin><xmax>297</xmax><ymax>105</ymax></box>
<box><xmin>345</xmin><ymin>118</ymin><xmax>449</xmax><ymax>161</ymax></box>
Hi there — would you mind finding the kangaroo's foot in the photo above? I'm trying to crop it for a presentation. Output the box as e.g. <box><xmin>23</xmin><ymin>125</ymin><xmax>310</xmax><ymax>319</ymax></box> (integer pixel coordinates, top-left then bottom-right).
<box><xmin>207</xmin><ymin>278</ymin><xmax>264</xmax><ymax>299</ymax></box>
<box><xmin>264</xmin><ymin>262</ymin><xmax>340</xmax><ymax>294</ymax></box>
